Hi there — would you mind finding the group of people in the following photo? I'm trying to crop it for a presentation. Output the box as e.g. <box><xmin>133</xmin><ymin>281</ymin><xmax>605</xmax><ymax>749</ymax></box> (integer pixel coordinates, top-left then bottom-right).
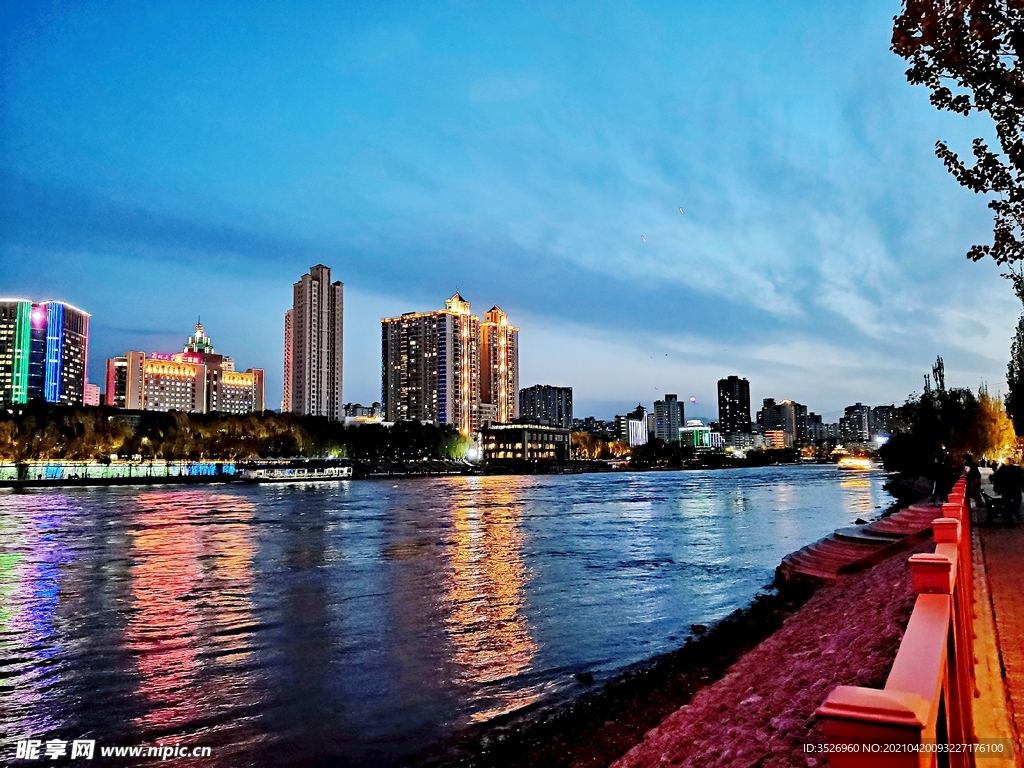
<box><xmin>965</xmin><ymin>455</ymin><xmax>1023</xmax><ymax>525</ymax></box>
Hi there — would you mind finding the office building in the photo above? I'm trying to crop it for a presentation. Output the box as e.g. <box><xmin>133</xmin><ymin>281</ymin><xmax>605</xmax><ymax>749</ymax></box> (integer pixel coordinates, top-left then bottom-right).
<box><xmin>0</xmin><ymin>299</ymin><xmax>90</xmax><ymax>407</ymax></box>
<box><xmin>105</xmin><ymin>322</ymin><xmax>264</xmax><ymax>414</ymax></box>
<box><xmin>480</xmin><ymin>306</ymin><xmax>519</xmax><ymax>424</ymax></box>
<box><xmin>381</xmin><ymin>293</ymin><xmax>482</xmax><ymax>433</ymax></box>
<box><xmin>654</xmin><ymin>394</ymin><xmax>682</xmax><ymax>442</ymax></box>
<box><xmin>284</xmin><ymin>265</ymin><xmax>344</xmax><ymax>420</ymax></box>
<box><xmin>717</xmin><ymin>376</ymin><xmax>751</xmax><ymax>436</ymax></box>
<box><xmin>520</xmin><ymin>385</ymin><xmax>572</xmax><ymax>429</ymax></box>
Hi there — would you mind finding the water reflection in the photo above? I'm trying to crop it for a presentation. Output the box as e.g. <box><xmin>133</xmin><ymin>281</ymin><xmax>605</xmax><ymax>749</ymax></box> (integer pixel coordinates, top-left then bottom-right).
<box><xmin>443</xmin><ymin>478</ymin><xmax>539</xmax><ymax>721</ymax></box>
<box><xmin>0</xmin><ymin>494</ymin><xmax>78</xmax><ymax>739</ymax></box>
<box><xmin>840</xmin><ymin>477</ymin><xmax>876</xmax><ymax>515</ymax></box>
<box><xmin>125</xmin><ymin>492</ymin><xmax>256</xmax><ymax>733</ymax></box>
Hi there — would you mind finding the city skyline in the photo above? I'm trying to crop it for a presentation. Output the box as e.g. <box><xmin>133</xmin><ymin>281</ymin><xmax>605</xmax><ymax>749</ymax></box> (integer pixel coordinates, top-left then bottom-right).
<box><xmin>2</xmin><ymin>2</ymin><xmax>1019</xmax><ymax>420</ymax></box>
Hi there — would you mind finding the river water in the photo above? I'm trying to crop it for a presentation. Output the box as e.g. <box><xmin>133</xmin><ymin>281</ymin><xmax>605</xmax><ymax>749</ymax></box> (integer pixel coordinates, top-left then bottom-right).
<box><xmin>0</xmin><ymin>465</ymin><xmax>888</xmax><ymax>766</ymax></box>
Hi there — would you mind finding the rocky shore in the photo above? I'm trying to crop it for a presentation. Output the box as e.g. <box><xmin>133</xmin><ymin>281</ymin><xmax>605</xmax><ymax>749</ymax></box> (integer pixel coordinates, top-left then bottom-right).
<box><xmin>417</xmin><ymin>538</ymin><xmax>926</xmax><ymax>768</ymax></box>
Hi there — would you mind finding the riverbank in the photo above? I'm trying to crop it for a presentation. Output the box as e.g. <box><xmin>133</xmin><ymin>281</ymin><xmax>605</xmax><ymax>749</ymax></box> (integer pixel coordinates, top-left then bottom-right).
<box><xmin>414</xmin><ymin>584</ymin><xmax>816</xmax><ymax>768</ymax></box>
<box><xmin>416</xmin><ymin>539</ymin><xmax>924</xmax><ymax>768</ymax></box>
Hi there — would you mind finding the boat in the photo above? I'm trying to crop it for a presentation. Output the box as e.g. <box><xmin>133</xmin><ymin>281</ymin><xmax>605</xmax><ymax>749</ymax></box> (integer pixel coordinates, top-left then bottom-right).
<box><xmin>241</xmin><ymin>465</ymin><xmax>353</xmax><ymax>483</ymax></box>
<box><xmin>837</xmin><ymin>456</ymin><xmax>874</xmax><ymax>471</ymax></box>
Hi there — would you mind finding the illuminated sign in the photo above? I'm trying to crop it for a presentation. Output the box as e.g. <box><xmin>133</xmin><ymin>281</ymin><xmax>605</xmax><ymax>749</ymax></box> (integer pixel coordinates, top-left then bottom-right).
<box><xmin>150</xmin><ymin>352</ymin><xmax>203</xmax><ymax>364</ymax></box>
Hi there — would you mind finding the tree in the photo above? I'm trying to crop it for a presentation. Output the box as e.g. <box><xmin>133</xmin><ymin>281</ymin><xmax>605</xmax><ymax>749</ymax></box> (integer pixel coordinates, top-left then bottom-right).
<box><xmin>893</xmin><ymin>2</ymin><xmax>1024</xmax><ymax>291</ymax></box>
<box><xmin>972</xmin><ymin>384</ymin><xmax>1017</xmax><ymax>458</ymax></box>
<box><xmin>1008</xmin><ymin>311</ymin><xmax>1024</xmax><ymax>431</ymax></box>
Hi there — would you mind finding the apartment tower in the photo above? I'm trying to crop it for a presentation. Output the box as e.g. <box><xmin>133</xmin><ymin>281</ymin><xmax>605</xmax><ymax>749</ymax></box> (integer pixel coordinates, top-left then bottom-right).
<box><xmin>381</xmin><ymin>293</ymin><xmax>484</xmax><ymax>434</ymax></box>
<box><xmin>480</xmin><ymin>306</ymin><xmax>519</xmax><ymax>424</ymax></box>
<box><xmin>284</xmin><ymin>265</ymin><xmax>344</xmax><ymax>420</ymax></box>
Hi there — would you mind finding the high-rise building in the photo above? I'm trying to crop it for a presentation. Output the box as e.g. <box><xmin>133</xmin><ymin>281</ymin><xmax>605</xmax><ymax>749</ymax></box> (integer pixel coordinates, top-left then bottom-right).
<box><xmin>779</xmin><ymin>400</ymin><xmax>807</xmax><ymax>447</ymax></box>
<box><xmin>870</xmin><ymin>405</ymin><xmax>895</xmax><ymax>438</ymax></box>
<box><xmin>717</xmin><ymin>376</ymin><xmax>751</xmax><ymax>436</ymax></box>
<box><xmin>0</xmin><ymin>299</ymin><xmax>90</xmax><ymax>407</ymax></box>
<box><xmin>654</xmin><ymin>394</ymin><xmax>682</xmax><ymax>442</ymax></box>
<box><xmin>757</xmin><ymin>398</ymin><xmax>784</xmax><ymax>432</ymax></box>
<box><xmin>282</xmin><ymin>309</ymin><xmax>293</xmax><ymax>412</ymax></box>
<box><xmin>840</xmin><ymin>402</ymin><xmax>871</xmax><ymax>444</ymax></box>
<box><xmin>105</xmin><ymin>322</ymin><xmax>264</xmax><ymax>414</ymax></box>
<box><xmin>480</xmin><ymin>306</ymin><xmax>519</xmax><ymax>424</ymax></box>
<box><xmin>381</xmin><ymin>293</ymin><xmax>483</xmax><ymax>433</ymax></box>
<box><xmin>285</xmin><ymin>265</ymin><xmax>344</xmax><ymax>420</ymax></box>
<box><xmin>519</xmin><ymin>385</ymin><xmax>572</xmax><ymax>429</ymax></box>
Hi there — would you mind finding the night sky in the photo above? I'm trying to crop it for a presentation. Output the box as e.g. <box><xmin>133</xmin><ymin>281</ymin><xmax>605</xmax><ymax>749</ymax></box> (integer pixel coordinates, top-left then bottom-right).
<box><xmin>1</xmin><ymin>1</ymin><xmax>1015</xmax><ymax>420</ymax></box>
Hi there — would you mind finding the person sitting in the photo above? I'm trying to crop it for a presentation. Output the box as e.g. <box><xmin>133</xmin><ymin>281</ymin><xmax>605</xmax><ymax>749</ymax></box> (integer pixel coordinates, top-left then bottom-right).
<box><xmin>989</xmin><ymin>461</ymin><xmax>1023</xmax><ymax>525</ymax></box>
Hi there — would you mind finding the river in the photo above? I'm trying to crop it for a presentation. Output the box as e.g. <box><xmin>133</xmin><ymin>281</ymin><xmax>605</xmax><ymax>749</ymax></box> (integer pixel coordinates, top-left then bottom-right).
<box><xmin>0</xmin><ymin>464</ymin><xmax>889</xmax><ymax>766</ymax></box>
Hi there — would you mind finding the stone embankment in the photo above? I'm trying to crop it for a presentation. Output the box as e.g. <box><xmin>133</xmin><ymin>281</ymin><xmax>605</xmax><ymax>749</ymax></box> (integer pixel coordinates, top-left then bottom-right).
<box><xmin>775</xmin><ymin>501</ymin><xmax>943</xmax><ymax>585</ymax></box>
<box><xmin>612</xmin><ymin>540</ymin><xmax>926</xmax><ymax>767</ymax></box>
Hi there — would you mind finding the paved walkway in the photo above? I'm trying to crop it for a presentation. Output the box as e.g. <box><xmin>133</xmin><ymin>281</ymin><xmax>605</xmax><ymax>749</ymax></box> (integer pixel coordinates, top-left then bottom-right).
<box><xmin>978</xmin><ymin>519</ymin><xmax>1024</xmax><ymax>760</ymax></box>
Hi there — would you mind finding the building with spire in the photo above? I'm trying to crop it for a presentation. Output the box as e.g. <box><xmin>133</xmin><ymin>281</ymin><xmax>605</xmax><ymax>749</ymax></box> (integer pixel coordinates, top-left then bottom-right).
<box><xmin>283</xmin><ymin>264</ymin><xmax>344</xmax><ymax>420</ymax></box>
<box><xmin>105</xmin><ymin>321</ymin><xmax>264</xmax><ymax>414</ymax></box>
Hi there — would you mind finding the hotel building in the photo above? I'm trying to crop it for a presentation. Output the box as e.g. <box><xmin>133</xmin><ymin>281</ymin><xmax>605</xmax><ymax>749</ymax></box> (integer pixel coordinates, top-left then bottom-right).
<box><xmin>105</xmin><ymin>321</ymin><xmax>264</xmax><ymax>414</ymax></box>
<box><xmin>0</xmin><ymin>299</ymin><xmax>90</xmax><ymax>407</ymax></box>
<box><xmin>283</xmin><ymin>265</ymin><xmax>344</xmax><ymax>420</ymax></box>
<box><xmin>382</xmin><ymin>293</ymin><xmax>519</xmax><ymax>434</ymax></box>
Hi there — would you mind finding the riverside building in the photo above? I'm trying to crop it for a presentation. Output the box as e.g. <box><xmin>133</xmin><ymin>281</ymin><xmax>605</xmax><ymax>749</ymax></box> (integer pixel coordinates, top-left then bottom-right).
<box><xmin>0</xmin><ymin>299</ymin><xmax>90</xmax><ymax>407</ymax></box>
<box><xmin>381</xmin><ymin>293</ymin><xmax>519</xmax><ymax>434</ymax></box>
<box><xmin>283</xmin><ymin>264</ymin><xmax>344</xmax><ymax>420</ymax></box>
<box><xmin>105</xmin><ymin>322</ymin><xmax>264</xmax><ymax>414</ymax></box>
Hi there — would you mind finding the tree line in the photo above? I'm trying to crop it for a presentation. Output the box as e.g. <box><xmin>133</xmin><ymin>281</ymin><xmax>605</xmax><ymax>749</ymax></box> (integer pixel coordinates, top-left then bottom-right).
<box><xmin>0</xmin><ymin>402</ymin><xmax>471</xmax><ymax>463</ymax></box>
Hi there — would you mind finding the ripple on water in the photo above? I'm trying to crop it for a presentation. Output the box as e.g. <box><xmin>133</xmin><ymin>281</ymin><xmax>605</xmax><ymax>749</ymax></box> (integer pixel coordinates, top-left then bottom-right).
<box><xmin>0</xmin><ymin>465</ymin><xmax>888</xmax><ymax>765</ymax></box>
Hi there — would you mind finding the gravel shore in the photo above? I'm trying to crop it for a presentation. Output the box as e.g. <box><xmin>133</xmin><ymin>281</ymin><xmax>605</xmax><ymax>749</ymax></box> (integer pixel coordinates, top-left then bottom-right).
<box><xmin>417</xmin><ymin>541</ymin><xmax>925</xmax><ymax>768</ymax></box>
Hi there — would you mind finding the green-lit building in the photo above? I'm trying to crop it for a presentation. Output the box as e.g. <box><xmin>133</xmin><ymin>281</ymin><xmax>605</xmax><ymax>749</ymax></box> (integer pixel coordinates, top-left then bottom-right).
<box><xmin>0</xmin><ymin>299</ymin><xmax>91</xmax><ymax>408</ymax></box>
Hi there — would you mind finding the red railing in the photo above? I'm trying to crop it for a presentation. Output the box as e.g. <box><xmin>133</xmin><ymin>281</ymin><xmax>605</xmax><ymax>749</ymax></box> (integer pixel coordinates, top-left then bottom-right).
<box><xmin>816</xmin><ymin>476</ymin><xmax>976</xmax><ymax>767</ymax></box>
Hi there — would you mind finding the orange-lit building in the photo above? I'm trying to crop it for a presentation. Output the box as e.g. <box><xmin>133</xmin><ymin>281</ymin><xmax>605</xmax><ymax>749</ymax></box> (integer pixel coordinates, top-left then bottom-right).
<box><xmin>105</xmin><ymin>322</ymin><xmax>264</xmax><ymax>414</ymax></box>
<box><xmin>382</xmin><ymin>294</ymin><xmax>520</xmax><ymax>433</ymax></box>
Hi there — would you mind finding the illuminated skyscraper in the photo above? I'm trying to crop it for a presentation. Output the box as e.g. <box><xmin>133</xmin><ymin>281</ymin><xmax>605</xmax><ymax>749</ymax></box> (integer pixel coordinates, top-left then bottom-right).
<box><xmin>717</xmin><ymin>375</ymin><xmax>751</xmax><ymax>436</ymax></box>
<box><xmin>284</xmin><ymin>265</ymin><xmax>344</xmax><ymax>419</ymax></box>
<box><xmin>480</xmin><ymin>306</ymin><xmax>519</xmax><ymax>424</ymax></box>
<box><xmin>382</xmin><ymin>293</ymin><xmax>482</xmax><ymax>433</ymax></box>
<box><xmin>0</xmin><ymin>299</ymin><xmax>90</xmax><ymax>407</ymax></box>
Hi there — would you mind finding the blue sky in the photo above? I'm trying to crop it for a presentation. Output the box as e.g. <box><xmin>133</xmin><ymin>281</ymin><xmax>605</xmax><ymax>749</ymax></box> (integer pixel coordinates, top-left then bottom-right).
<box><xmin>0</xmin><ymin>0</ymin><xmax>1017</xmax><ymax>420</ymax></box>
